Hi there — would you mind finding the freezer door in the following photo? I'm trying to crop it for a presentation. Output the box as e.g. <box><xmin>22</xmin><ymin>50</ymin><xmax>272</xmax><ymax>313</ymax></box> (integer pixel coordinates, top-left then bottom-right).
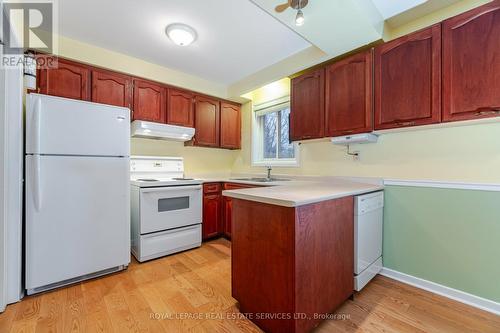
<box><xmin>26</xmin><ymin>94</ymin><xmax>130</xmax><ymax>156</ymax></box>
<box><xmin>25</xmin><ymin>155</ymin><xmax>130</xmax><ymax>291</ymax></box>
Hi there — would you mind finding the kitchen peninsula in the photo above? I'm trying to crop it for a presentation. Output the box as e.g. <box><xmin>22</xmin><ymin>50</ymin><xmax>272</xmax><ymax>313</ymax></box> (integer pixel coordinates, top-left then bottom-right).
<box><xmin>223</xmin><ymin>179</ymin><xmax>383</xmax><ymax>333</ymax></box>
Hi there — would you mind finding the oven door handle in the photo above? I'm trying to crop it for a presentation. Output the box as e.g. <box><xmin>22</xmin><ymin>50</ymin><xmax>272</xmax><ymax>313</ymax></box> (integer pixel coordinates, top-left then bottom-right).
<box><xmin>140</xmin><ymin>185</ymin><xmax>202</xmax><ymax>194</ymax></box>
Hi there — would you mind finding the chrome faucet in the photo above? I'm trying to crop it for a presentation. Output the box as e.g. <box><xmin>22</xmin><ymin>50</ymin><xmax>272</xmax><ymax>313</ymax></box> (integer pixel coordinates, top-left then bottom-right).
<box><xmin>266</xmin><ymin>166</ymin><xmax>272</xmax><ymax>180</ymax></box>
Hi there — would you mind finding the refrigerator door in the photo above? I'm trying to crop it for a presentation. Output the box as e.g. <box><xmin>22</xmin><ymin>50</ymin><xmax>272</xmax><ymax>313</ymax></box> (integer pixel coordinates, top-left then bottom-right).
<box><xmin>25</xmin><ymin>155</ymin><xmax>130</xmax><ymax>291</ymax></box>
<box><xmin>26</xmin><ymin>94</ymin><xmax>130</xmax><ymax>156</ymax></box>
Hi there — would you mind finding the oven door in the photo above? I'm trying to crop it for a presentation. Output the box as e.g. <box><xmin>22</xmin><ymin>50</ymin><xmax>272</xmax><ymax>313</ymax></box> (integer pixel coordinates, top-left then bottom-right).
<box><xmin>140</xmin><ymin>185</ymin><xmax>202</xmax><ymax>234</ymax></box>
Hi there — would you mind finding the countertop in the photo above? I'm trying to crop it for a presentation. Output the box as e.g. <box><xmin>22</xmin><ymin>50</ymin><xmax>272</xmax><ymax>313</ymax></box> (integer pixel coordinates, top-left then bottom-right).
<box><xmin>220</xmin><ymin>178</ymin><xmax>383</xmax><ymax>207</ymax></box>
<box><xmin>200</xmin><ymin>177</ymin><xmax>309</xmax><ymax>187</ymax></box>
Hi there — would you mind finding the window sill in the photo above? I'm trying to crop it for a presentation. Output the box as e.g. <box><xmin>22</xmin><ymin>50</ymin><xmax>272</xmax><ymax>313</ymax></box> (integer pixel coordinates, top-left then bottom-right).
<box><xmin>252</xmin><ymin>160</ymin><xmax>300</xmax><ymax>168</ymax></box>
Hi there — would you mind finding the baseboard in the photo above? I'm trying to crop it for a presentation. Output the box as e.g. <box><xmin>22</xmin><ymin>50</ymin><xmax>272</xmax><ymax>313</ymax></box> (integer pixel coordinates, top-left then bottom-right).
<box><xmin>380</xmin><ymin>268</ymin><xmax>500</xmax><ymax>316</ymax></box>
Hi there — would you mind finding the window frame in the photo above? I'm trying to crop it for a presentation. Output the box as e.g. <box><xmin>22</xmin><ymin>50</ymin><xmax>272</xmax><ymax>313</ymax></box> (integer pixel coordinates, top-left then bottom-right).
<box><xmin>251</xmin><ymin>96</ymin><xmax>300</xmax><ymax>167</ymax></box>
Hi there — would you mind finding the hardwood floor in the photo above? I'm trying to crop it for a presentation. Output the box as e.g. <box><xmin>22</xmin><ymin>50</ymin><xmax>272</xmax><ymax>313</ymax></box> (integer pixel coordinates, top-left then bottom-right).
<box><xmin>1</xmin><ymin>238</ymin><xmax>499</xmax><ymax>332</ymax></box>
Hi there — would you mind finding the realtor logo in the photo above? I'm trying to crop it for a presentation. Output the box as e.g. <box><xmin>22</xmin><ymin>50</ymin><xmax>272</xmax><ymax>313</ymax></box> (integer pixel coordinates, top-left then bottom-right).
<box><xmin>2</xmin><ymin>0</ymin><xmax>58</xmax><ymax>68</ymax></box>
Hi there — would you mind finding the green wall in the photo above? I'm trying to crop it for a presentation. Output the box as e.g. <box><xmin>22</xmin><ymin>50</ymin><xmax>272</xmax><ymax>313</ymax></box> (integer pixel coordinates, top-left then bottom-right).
<box><xmin>383</xmin><ymin>186</ymin><xmax>500</xmax><ymax>302</ymax></box>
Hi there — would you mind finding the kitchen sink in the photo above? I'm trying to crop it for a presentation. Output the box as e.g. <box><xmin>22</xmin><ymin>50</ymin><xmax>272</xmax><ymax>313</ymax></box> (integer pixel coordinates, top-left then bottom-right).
<box><xmin>230</xmin><ymin>177</ymin><xmax>291</xmax><ymax>183</ymax></box>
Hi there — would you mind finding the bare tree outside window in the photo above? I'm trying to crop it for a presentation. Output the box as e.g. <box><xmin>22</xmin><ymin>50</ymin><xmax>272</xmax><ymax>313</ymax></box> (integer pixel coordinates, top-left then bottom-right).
<box><xmin>259</xmin><ymin>107</ymin><xmax>294</xmax><ymax>160</ymax></box>
<box><xmin>263</xmin><ymin>112</ymin><xmax>277</xmax><ymax>158</ymax></box>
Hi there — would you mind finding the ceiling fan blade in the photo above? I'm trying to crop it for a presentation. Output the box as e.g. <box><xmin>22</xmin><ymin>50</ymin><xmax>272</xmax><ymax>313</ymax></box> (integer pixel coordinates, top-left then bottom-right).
<box><xmin>275</xmin><ymin>2</ymin><xmax>290</xmax><ymax>13</ymax></box>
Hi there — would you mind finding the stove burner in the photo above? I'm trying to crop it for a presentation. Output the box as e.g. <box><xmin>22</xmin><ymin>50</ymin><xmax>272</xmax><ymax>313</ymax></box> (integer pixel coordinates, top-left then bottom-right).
<box><xmin>173</xmin><ymin>177</ymin><xmax>194</xmax><ymax>181</ymax></box>
<box><xmin>136</xmin><ymin>178</ymin><xmax>159</xmax><ymax>182</ymax></box>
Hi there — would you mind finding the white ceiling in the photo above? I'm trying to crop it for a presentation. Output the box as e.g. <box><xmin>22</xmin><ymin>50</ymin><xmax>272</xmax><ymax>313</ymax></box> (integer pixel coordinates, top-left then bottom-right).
<box><xmin>250</xmin><ymin>0</ymin><xmax>385</xmax><ymax>58</ymax></box>
<box><xmin>371</xmin><ymin>0</ymin><xmax>429</xmax><ymax>19</ymax></box>
<box><xmin>58</xmin><ymin>0</ymin><xmax>311</xmax><ymax>85</ymax></box>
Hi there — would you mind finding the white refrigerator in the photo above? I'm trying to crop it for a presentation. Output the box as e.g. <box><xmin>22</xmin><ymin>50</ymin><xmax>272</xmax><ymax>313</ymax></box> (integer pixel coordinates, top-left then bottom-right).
<box><xmin>25</xmin><ymin>94</ymin><xmax>131</xmax><ymax>295</ymax></box>
<box><xmin>0</xmin><ymin>41</ymin><xmax>24</xmax><ymax>310</ymax></box>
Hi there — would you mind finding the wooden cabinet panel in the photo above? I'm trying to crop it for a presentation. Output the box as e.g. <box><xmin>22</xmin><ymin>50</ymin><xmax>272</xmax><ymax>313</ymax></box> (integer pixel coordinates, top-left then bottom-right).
<box><xmin>193</xmin><ymin>96</ymin><xmax>220</xmax><ymax>147</ymax></box>
<box><xmin>203</xmin><ymin>192</ymin><xmax>222</xmax><ymax>240</ymax></box>
<box><xmin>203</xmin><ymin>183</ymin><xmax>221</xmax><ymax>194</ymax></box>
<box><xmin>374</xmin><ymin>24</ymin><xmax>441</xmax><ymax>130</ymax></box>
<box><xmin>38</xmin><ymin>58</ymin><xmax>90</xmax><ymax>100</ymax></box>
<box><xmin>132</xmin><ymin>79</ymin><xmax>166</xmax><ymax>123</ymax></box>
<box><xmin>222</xmin><ymin>182</ymin><xmax>261</xmax><ymax>238</ymax></box>
<box><xmin>91</xmin><ymin>69</ymin><xmax>132</xmax><ymax>108</ymax></box>
<box><xmin>220</xmin><ymin>102</ymin><xmax>241</xmax><ymax>149</ymax></box>
<box><xmin>223</xmin><ymin>183</ymin><xmax>259</xmax><ymax>190</ymax></box>
<box><xmin>443</xmin><ymin>1</ymin><xmax>500</xmax><ymax>121</ymax></box>
<box><xmin>167</xmin><ymin>89</ymin><xmax>194</xmax><ymax>127</ymax></box>
<box><xmin>290</xmin><ymin>68</ymin><xmax>325</xmax><ymax>141</ymax></box>
<box><xmin>231</xmin><ymin>196</ymin><xmax>354</xmax><ymax>333</ymax></box>
<box><xmin>223</xmin><ymin>196</ymin><xmax>233</xmax><ymax>238</ymax></box>
<box><xmin>325</xmin><ymin>50</ymin><xmax>373</xmax><ymax>137</ymax></box>
<box><xmin>35</xmin><ymin>54</ymin><xmax>241</xmax><ymax>150</ymax></box>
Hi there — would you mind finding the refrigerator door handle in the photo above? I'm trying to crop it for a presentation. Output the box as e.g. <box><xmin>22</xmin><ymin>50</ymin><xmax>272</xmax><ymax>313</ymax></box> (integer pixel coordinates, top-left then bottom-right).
<box><xmin>32</xmin><ymin>155</ymin><xmax>42</xmax><ymax>211</ymax></box>
<box><xmin>32</xmin><ymin>97</ymin><xmax>42</xmax><ymax>153</ymax></box>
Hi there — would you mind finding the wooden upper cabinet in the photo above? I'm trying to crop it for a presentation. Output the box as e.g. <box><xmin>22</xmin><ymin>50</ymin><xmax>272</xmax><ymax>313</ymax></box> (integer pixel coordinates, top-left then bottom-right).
<box><xmin>220</xmin><ymin>102</ymin><xmax>241</xmax><ymax>149</ymax></box>
<box><xmin>167</xmin><ymin>89</ymin><xmax>194</xmax><ymax>127</ymax></box>
<box><xmin>132</xmin><ymin>79</ymin><xmax>166</xmax><ymax>123</ymax></box>
<box><xmin>374</xmin><ymin>24</ymin><xmax>441</xmax><ymax>130</ymax></box>
<box><xmin>91</xmin><ymin>69</ymin><xmax>132</xmax><ymax>109</ymax></box>
<box><xmin>290</xmin><ymin>68</ymin><xmax>325</xmax><ymax>141</ymax></box>
<box><xmin>193</xmin><ymin>96</ymin><xmax>220</xmax><ymax>147</ymax></box>
<box><xmin>442</xmin><ymin>1</ymin><xmax>500</xmax><ymax>122</ymax></box>
<box><xmin>325</xmin><ymin>50</ymin><xmax>373</xmax><ymax>137</ymax></box>
<box><xmin>38</xmin><ymin>58</ymin><xmax>90</xmax><ymax>101</ymax></box>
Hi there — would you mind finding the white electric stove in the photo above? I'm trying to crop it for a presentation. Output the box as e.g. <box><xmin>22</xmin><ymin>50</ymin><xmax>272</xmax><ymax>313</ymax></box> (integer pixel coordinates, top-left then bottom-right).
<box><xmin>130</xmin><ymin>156</ymin><xmax>203</xmax><ymax>262</ymax></box>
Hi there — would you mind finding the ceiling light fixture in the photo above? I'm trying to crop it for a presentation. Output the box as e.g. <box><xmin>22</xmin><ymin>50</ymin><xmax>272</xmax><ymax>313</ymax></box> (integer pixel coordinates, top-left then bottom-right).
<box><xmin>165</xmin><ymin>23</ymin><xmax>197</xmax><ymax>46</ymax></box>
<box><xmin>295</xmin><ymin>9</ymin><xmax>304</xmax><ymax>26</ymax></box>
<box><xmin>295</xmin><ymin>0</ymin><xmax>305</xmax><ymax>26</ymax></box>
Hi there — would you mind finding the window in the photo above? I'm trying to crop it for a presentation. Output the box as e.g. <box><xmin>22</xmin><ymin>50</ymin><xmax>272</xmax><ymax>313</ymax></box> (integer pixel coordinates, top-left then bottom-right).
<box><xmin>252</xmin><ymin>97</ymin><xmax>299</xmax><ymax>167</ymax></box>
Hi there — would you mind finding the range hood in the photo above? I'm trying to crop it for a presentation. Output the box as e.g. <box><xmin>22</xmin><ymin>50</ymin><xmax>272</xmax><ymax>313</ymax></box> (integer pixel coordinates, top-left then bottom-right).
<box><xmin>331</xmin><ymin>133</ymin><xmax>378</xmax><ymax>145</ymax></box>
<box><xmin>131</xmin><ymin>120</ymin><xmax>195</xmax><ymax>142</ymax></box>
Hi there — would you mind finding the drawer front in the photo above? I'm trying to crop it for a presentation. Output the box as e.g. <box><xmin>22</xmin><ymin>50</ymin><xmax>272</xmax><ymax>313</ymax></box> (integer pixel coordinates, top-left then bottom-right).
<box><xmin>223</xmin><ymin>182</ymin><xmax>258</xmax><ymax>190</ymax></box>
<box><xmin>139</xmin><ymin>225</ymin><xmax>201</xmax><ymax>261</ymax></box>
<box><xmin>203</xmin><ymin>183</ymin><xmax>221</xmax><ymax>194</ymax></box>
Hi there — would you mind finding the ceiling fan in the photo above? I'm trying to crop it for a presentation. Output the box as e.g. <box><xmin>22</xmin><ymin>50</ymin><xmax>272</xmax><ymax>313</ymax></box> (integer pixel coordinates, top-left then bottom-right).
<box><xmin>275</xmin><ymin>0</ymin><xmax>309</xmax><ymax>26</ymax></box>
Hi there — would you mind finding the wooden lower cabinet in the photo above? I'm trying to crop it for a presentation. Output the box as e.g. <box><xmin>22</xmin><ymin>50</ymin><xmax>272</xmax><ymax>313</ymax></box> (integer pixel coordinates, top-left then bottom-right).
<box><xmin>231</xmin><ymin>196</ymin><xmax>354</xmax><ymax>333</ymax></box>
<box><xmin>202</xmin><ymin>182</ymin><xmax>260</xmax><ymax>240</ymax></box>
<box><xmin>222</xmin><ymin>183</ymin><xmax>260</xmax><ymax>239</ymax></box>
<box><xmin>202</xmin><ymin>183</ymin><xmax>222</xmax><ymax>240</ymax></box>
<box><xmin>202</xmin><ymin>195</ymin><xmax>222</xmax><ymax>240</ymax></box>
<box><xmin>223</xmin><ymin>196</ymin><xmax>233</xmax><ymax>238</ymax></box>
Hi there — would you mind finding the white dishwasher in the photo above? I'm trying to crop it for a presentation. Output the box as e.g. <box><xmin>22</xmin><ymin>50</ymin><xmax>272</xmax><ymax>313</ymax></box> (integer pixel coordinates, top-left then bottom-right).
<box><xmin>354</xmin><ymin>191</ymin><xmax>384</xmax><ymax>291</ymax></box>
